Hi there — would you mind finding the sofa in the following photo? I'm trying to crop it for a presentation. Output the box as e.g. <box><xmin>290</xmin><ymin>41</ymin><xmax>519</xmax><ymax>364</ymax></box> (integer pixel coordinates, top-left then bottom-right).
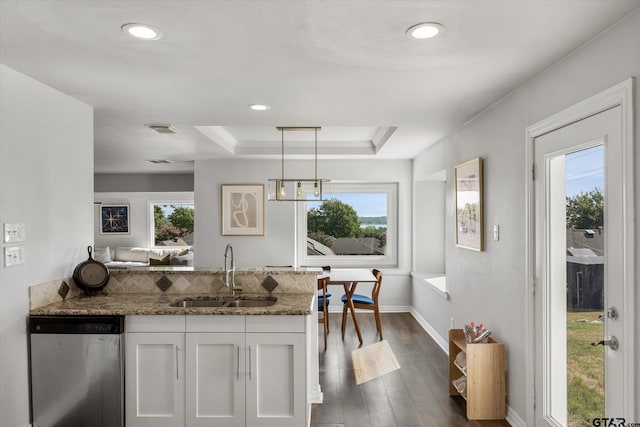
<box><xmin>93</xmin><ymin>246</ymin><xmax>193</xmax><ymax>268</ymax></box>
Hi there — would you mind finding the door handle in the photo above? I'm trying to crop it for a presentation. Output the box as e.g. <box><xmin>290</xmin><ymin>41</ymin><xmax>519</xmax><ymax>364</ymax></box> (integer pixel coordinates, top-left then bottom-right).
<box><xmin>236</xmin><ymin>344</ymin><xmax>240</xmax><ymax>380</ymax></box>
<box><xmin>591</xmin><ymin>336</ymin><xmax>619</xmax><ymax>351</ymax></box>
<box><xmin>248</xmin><ymin>345</ymin><xmax>252</xmax><ymax>381</ymax></box>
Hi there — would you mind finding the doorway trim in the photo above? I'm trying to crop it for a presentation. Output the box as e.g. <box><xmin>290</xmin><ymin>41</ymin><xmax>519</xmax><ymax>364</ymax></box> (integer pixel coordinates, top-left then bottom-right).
<box><xmin>524</xmin><ymin>78</ymin><xmax>635</xmax><ymax>425</ymax></box>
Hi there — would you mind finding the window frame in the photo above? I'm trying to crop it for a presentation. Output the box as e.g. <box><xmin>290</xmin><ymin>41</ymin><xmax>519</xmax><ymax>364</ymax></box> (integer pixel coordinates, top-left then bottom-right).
<box><xmin>148</xmin><ymin>200</ymin><xmax>195</xmax><ymax>249</ymax></box>
<box><xmin>296</xmin><ymin>182</ymin><xmax>398</xmax><ymax>268</ymax></box>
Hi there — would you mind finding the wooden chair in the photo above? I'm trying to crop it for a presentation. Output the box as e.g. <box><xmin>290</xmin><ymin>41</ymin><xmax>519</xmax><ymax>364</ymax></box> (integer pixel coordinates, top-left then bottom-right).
<box><xmin>318</xmin><ymin>265</ymin><xmax>332</xmax><ymax>332</ymax></box>
<box><xmin>317</xmin><ymin>276</ymin><xmax>331</xmax><ymax>350</ymax></box>
<box><xmin>341</xmin><ymin>269</ymin><xmax>383</xmax><ymax>340</ymax></box>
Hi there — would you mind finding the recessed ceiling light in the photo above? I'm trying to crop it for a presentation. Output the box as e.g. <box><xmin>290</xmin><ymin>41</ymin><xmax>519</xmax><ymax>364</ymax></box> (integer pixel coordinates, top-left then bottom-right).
<box><xmin>121</xmin><ymin>23</ymin><xmax>162</xmax><ymax>40</ymax></box>
<box><xmin>249</xmin><ymin>104</ymin><xmax>271</xmax><ymax>111</ymax></box>
<box><xmin>406</xmin><ymin>22</ymin><xmax>444</xmax><ymax>40</ymax></box>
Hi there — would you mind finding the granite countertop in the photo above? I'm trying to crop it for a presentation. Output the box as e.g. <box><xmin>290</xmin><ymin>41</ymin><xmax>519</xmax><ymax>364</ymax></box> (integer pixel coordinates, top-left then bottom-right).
<box><xmin>30</xmin><ymin>292</ymin><xmax>315</xmax><ymax>316</ymax></box>
<box><xmin>107</xmin><ymin>266</ymin><xmax>321</xmax><ymax>275</ymax></box>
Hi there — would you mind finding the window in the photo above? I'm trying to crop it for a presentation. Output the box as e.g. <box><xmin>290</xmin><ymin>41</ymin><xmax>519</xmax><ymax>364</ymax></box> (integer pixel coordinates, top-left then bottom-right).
<box><xmin>297</xmin><ymin>183</ymin><xmax>397</xmax><ymax>267</ymax></box>
<box><xmin>149</xmin><ymin>202</ymin><xmax>195</xmax><ymax>248</ymax></box>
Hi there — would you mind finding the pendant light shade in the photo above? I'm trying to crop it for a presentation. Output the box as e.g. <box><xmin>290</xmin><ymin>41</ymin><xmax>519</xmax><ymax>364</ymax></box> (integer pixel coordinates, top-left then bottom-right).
<box><xmin>268</xmin><ymin>127</ymin><xmax>329</xmax><ymax>201</ymax></box>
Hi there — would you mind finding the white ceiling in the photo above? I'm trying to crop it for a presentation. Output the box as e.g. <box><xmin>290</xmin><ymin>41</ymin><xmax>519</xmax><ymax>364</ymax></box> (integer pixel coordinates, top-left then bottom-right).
<box><xmin>1</xmin><ymin>0</ymin><xmax>638</xmax><ymax>173</ymax></box>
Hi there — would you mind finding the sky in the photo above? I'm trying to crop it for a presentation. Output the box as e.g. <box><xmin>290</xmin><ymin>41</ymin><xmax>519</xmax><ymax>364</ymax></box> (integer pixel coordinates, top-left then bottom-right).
<box><xmin>159</xmin><ymin>203</ymin><xmax>194</xmax><ymax>216</ymax></box>
<box><xmin>307</xmin><ymin>193</ymin><xmax>387</xmax><ymax>217</ymax></box>
<box><xmin>565</xmin><ymin>145</ymin><xmax>604</xmax><ymax>197</ymax></box>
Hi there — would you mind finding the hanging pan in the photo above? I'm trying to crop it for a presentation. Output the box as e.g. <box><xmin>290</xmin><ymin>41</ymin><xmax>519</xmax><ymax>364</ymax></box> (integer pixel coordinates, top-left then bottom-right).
<box><xmin>73</xmin><ymin>246</ymin><xmax>110</xmax><ymax>296</ymax></box>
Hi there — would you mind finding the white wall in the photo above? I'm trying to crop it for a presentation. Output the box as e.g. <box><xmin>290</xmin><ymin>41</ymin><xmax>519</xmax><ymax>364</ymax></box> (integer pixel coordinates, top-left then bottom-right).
<box><xmin>0</xmin><ymin>64</ymin><xmax>93</xmax><ymax>426</ymax></box>
<box><xmin>413</xmin><ymin>173</ymin><xmax>446</xmax><ymax>273</ymax></box>
<box><xmin>411</xmin><ymin>9</ymin><xmax>640</xmax><ymax>423</ymax></box>
<box><xmin>194</xmin><ymin>158</ymin><xmax>413</xmax><ymax>309</ymax></box>
<box><xmin>94</xmin><ymin>191</ymin><xmax>194</xmax><ymax>248</ymax></box>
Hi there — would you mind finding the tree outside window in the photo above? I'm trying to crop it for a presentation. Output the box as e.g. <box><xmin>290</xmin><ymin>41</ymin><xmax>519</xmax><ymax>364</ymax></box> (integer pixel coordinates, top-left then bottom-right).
<box><xmin>566</xmin><ymin>188</ymin><xmax>603</xmax><ymax>230</ymax></box>
<box><xmin>152</xmin><ymin>203</ymin><xmax>195</xmax><ymax>246</ymax></box>
<box><xmin>307</xmin><ymin>194</ymin><xmax>387</xmax><ymax>256</ymax></box>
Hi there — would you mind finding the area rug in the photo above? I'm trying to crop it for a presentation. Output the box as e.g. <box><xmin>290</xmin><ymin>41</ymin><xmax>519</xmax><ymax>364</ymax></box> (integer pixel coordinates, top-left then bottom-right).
<box><xmin>351</xmin><ymin>340</ymin><xmax>401</xmax><ymax>385</ymax></box>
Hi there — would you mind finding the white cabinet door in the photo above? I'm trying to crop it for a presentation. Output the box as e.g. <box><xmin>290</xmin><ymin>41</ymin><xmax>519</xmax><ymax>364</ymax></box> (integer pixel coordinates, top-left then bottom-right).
<box><xmin>186</xmin><ymin>333</ymin><xmax>245</xmax><ymax>427</ymax></box>
<box><xmin>125</xmin><ymin>332</ymin><xmax>185</xmax><ymax>427</ymax></box>
<box><xmin>245</xmin><ymin>333</ymin><xmax>306</xmax><ymax>427</ymax></box>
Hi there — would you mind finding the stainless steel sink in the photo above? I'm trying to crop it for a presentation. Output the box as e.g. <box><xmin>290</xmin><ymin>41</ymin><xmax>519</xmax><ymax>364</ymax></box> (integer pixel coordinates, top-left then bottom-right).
<box><xmin>170</xmin><ymin>296</ymin><xmax>277</xmax><ymax>308</ymax></box>
<box><xmin>171</xmin><ymin>298</ymin><xmax>228</xmax><ymax>308</ymax></box>
<box><xmin>223</xmin><ymin>298</ymin><xmax>277</xmax><ymax>307</ymax></box>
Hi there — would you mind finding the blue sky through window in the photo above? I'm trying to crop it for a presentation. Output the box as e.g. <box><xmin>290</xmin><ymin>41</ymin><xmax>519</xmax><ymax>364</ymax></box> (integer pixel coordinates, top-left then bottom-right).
<box><xmin>159</xmin><ymin>204</ymin><xmax>194</xmax><ymax>216</ymax></box>
<box><xmin>566</xmin><ymin>145</ymin><xmax>603</xmax><ymax>197</ymax></box>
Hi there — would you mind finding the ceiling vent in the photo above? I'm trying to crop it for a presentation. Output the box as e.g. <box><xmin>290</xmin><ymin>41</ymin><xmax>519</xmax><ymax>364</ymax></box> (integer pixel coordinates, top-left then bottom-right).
<box><xmin>145</xmin><ymin>159</ymin><xmax>172</xmax><ymax>164</ymax></box>
<box><xmin>146</xmin><ymin>124</ymin><xmax>180</xmax><ymax>134</ymax></box>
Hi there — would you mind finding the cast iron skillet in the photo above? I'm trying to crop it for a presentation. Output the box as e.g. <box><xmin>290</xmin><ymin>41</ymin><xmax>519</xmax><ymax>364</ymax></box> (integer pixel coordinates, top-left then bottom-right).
<box><xmin>73</xmin><ymin>246</ymin><xmax>110</xmax><ymax>296</ymax></box>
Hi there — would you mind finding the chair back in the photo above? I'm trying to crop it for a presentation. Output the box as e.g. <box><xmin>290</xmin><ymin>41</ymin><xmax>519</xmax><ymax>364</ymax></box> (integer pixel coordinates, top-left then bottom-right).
<box><xmin>317</xmin><ymin>276</ymin><xmax>330</xmax><ymax>301</ymax></box>
<box><xmin>371</xmin><ymin>269</ymin><xmax>382</xmax><ymax>303</ymax></box>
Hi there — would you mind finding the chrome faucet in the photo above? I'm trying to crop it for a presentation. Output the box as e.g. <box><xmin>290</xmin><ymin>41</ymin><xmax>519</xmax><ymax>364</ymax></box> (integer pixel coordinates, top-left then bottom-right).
<box><xmin>224</xmin><ymin>244</ymin><xmax>241</xmax><ymax>295</ymax></box>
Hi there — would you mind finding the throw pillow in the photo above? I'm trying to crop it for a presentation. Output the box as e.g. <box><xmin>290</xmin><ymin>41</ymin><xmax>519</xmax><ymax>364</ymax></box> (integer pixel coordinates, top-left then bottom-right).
<box><xmin>149</xmin><ymin>254</ymin><xmax>171</xmax><ymax>265</ymax></box>
<box><xmin>177</xmin><ymin>248</ymin><xmax>190</xmax><ymax>256</ymax></box>
<box><xmin>93</xmin><ymin>246</ymin><xmax>112</xmax><ymax>263</ymax></box>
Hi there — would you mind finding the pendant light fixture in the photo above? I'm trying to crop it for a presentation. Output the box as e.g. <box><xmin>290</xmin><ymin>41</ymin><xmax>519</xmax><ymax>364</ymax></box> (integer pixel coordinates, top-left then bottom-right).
<box><xmin>268</xmin><ymin>126</ymin><xmax>329</xmax><ymax>201</ymax></box>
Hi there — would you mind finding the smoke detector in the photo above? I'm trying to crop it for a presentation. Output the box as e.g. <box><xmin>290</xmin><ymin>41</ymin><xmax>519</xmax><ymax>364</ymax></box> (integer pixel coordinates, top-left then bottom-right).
<box><xmin>146</xmin><ymin>124</ymin><xmax>180</xmax><ymax>134</ymax></box>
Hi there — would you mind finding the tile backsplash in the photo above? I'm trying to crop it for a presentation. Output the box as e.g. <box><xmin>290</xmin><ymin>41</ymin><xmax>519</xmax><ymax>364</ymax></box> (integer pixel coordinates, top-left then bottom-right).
<box><xmin>29</xmin><ymin>269</ymin><xmax>316</xmax><ymax>310</ymax></box>
<box><xmin>30</xmin><ymin>278</ymin><xmax>82</xmax><ymax>310</ymax></box>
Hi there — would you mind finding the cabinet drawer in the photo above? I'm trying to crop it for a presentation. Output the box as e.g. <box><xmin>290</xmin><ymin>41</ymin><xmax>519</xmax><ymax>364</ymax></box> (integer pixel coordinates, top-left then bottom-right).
<box><xmin>126</xmin><ymin>315</ymin><xmax>185</xmax><ymax>332</ymax></box>
<box><xmin>186</xmin><ymin>315</ymin><xmax>245</xmax><ymax>332</ymax></box>
<box><xmin>246</xmin><ymin>315</ymin><xmax>305</xmax><ymax>333</ymax></box>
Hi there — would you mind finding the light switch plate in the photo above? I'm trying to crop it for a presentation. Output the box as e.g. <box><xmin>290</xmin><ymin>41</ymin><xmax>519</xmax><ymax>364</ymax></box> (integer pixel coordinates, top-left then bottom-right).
<box><xmin>493</xmin><ymin>224</ymin><xmax>500</xmax><ymax>241</ymax></box>
<box><xmin>5</xmin><ymin>246</ymin><xmax>25</xmax><ymax>267</ymax></box>
<box><xmin>4</xmin><ymin>223</ymin><xmax>25</xmax><ymax>243</ymax></box>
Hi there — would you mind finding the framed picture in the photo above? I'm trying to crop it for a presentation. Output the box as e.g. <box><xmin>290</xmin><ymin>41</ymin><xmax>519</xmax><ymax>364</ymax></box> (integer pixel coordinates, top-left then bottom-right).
<box><xmin>455</xmin><ymin>157</ymin><xmax>483</xmax><ymax>251</ymax></box>
<box><xmin>100</xmin><ymin>204</ymin><xmax>130</xmax><ymax>234</ymax></box>
<box><xmin>221</xmin><ymin>184</ymin><xmax>265</xmax><ymax>236</ymax></box>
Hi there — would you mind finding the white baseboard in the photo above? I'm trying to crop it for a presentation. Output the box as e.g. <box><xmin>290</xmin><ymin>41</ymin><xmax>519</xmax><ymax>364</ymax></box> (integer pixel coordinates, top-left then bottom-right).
<box><xmin>506</xmin><ymin>405</ymin><xmax>526</xmax><ymax>427</ymax></box>
<box><xmin>379</xmin><ymin>305</ymin><xmax>411</xmax><ymax>313</ymax></box>
<box><xmin>327</xmin><ymin>305</ymin><xmax>411</xmax><ymax>313</ymax></box>
<box><xmin>409</xmin><ymin>308</ymin><xmax>449</xmax><ymax>353</ymax></box>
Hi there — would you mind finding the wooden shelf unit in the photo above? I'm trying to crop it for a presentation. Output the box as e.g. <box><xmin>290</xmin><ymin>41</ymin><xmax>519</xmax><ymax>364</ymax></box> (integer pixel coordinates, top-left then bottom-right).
<box><xmin>448</xmin><ymin>329</ymin><xmax>506</xmax><ymax>420</ymax></box>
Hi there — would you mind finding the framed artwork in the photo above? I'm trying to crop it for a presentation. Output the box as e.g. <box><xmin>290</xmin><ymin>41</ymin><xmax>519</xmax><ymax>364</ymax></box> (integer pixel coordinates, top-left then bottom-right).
<box><xmin>221</xmin><ymin>184</ymin><xmax>265</xmax><ymax>236</ymax></box>
<box><xmin>100</xmin><ymin>204</ymin><xmax>130</xmax><ymax>234</ymax></box>
<box><xmin>455</xmin><ymin>157</ymin><xmax>483</xmax><ymax>251</ymax></box>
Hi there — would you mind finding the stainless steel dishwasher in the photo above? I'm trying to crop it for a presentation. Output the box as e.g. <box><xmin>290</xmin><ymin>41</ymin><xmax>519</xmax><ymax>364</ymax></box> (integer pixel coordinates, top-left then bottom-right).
<box><xmin>29</xmin><ymin>315</ymin><xmax>124</xmax><ymax>427</ymax></box>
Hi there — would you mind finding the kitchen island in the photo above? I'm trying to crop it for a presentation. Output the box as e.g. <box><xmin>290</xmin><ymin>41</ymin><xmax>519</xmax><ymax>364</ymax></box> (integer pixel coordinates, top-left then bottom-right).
<box><xmin>29</xmin><ymin>267</ymin><xmax>320</xmax><ymax>427</ymax></box>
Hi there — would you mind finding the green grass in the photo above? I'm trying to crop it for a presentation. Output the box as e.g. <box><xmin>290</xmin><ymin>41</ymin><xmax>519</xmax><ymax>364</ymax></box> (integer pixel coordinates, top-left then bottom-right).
<box><xmin>567</xmin><ymin>311</ymin><xmax>604</xmax><ymax>427</ymax></box>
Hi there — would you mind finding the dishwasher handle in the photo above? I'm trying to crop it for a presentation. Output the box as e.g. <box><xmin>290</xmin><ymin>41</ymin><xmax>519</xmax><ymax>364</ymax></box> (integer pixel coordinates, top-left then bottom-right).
<box><xmin>29</xmin><ymin>316</ymin><xmax>124</xmax><ymax>334</ymax></box>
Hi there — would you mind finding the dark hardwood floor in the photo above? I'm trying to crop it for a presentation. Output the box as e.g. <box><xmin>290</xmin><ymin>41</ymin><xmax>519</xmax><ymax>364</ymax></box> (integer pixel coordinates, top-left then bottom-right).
<box><xmin>310</xmin><ymin>312</ymin><xmax>511</xmax><ymax>427</ymax></box>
